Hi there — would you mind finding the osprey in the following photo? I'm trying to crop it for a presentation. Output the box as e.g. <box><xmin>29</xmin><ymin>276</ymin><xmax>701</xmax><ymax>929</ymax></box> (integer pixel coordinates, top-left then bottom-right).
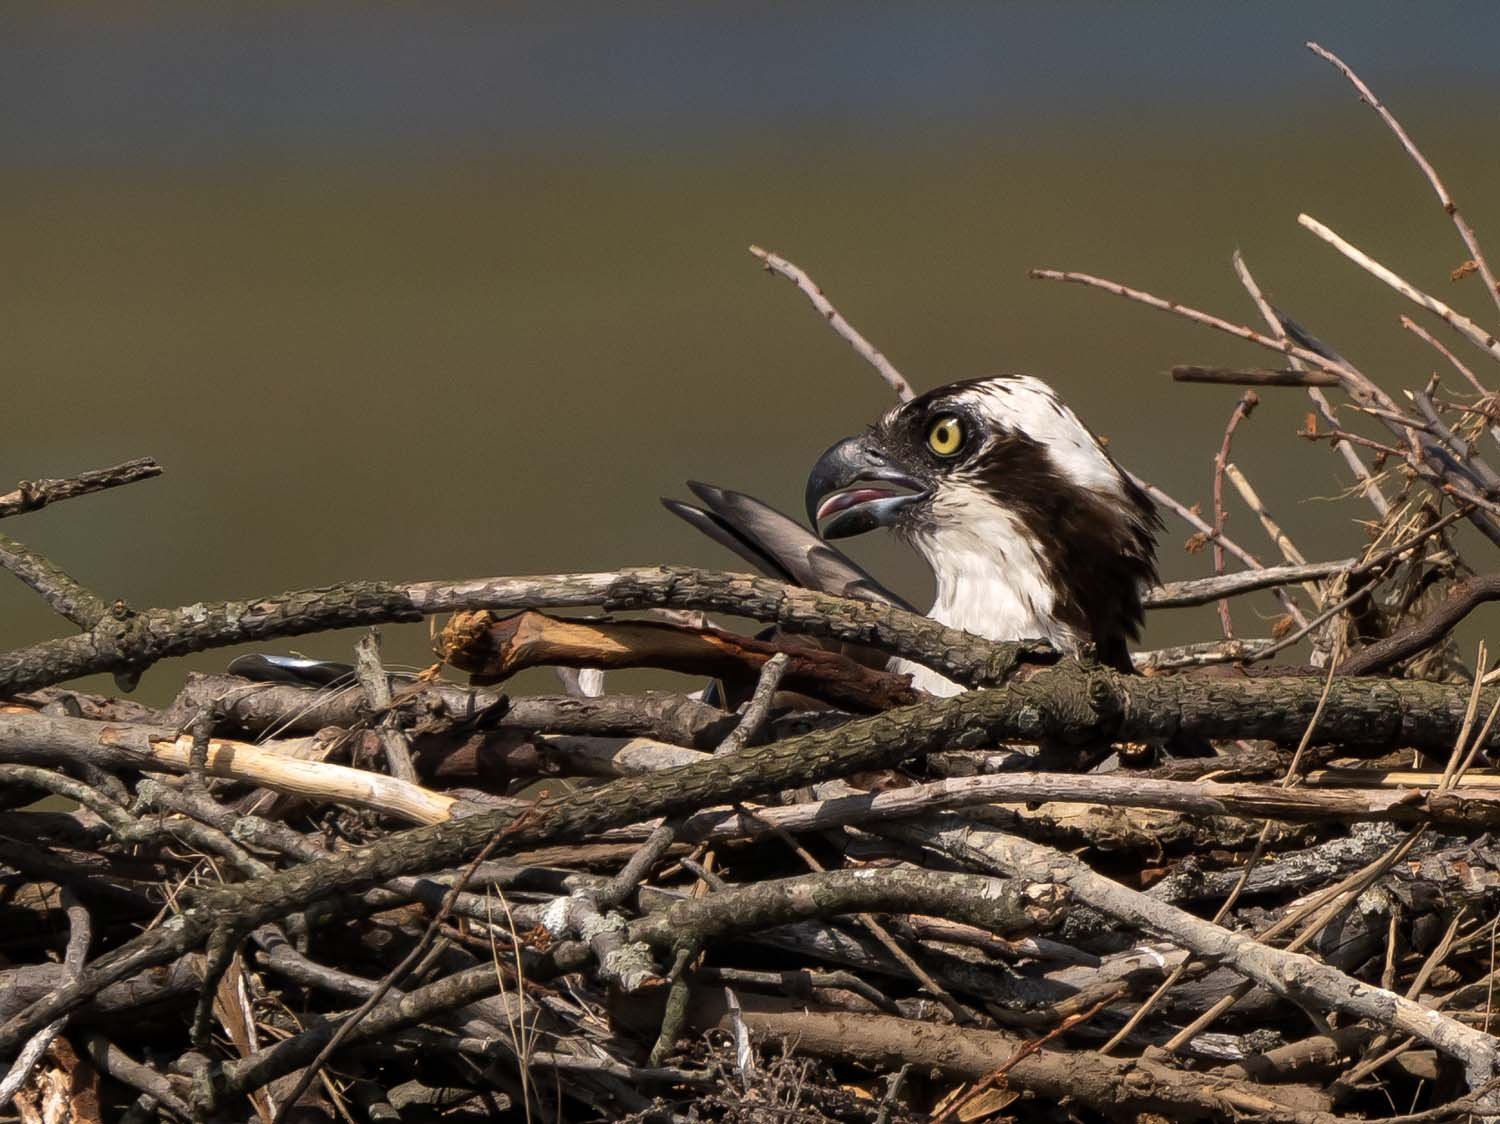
<box><xmin>665</xmin><ymin>375</ymin><xmax>1160</xmax><ymax>696</ymax></box>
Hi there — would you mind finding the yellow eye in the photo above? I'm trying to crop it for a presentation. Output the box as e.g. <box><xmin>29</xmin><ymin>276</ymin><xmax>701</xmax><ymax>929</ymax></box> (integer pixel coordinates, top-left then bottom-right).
<box><xmin>927</xmin><ymin>414</ymin><xmax>964</xmax><ymax>457</ymax></box>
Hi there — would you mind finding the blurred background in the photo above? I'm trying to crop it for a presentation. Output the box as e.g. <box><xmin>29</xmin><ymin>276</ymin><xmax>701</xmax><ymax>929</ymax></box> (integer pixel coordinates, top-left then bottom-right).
<box><xmin>4</xmin><ymin>4</ymin><xmax>1500</xmax><ymax>704</ymax></box>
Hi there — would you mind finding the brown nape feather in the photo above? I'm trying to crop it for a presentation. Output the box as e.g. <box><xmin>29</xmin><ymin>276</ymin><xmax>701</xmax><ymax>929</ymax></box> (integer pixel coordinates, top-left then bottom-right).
<box><xmin>971</xmin><ymin>431</ymin><xmax>1160</xmax><ymax>672</ymax></box>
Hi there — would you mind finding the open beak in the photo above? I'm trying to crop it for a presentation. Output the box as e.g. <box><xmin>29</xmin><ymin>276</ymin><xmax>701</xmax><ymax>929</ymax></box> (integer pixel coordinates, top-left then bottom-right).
<box><xmin>805</xmin><ymin>433</ymin><xmax>927</xmax><ymax>539</ymax></box>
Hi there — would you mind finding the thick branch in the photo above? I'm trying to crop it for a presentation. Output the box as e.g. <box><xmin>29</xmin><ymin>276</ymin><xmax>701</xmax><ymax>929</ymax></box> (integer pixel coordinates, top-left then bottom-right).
<box><xmin>0</xmin><ymin>567</ymin><xmax>1049</xmax><ymax>697</ymax></box>
<box><xmin>172</xmin><ymin>672</ymin><xmax>736</xmax><ymax>747</ymax></box>
<box><xmin>628</xmin><ymin>869</ymin><xmax>1063</xmax><ymax>949</ymax></box>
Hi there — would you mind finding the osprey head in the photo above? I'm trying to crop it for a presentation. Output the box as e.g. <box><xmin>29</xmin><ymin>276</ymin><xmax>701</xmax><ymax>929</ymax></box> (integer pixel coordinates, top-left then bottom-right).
<box><xmin>805</xmin><ymin>375</ymin><xmax>1160</xmax><ymax>668</ymax></box>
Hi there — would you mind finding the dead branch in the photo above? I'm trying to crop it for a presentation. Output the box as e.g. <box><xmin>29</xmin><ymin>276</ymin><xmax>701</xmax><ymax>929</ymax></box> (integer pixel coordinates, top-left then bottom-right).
<box><xmin>0</xmin><ymin>458</ymin><xmax>162</xmax><ymax>521</ymax></box>
<box><xmin>438</xmin><ymin>608</ymin><xmax>921</xmax><ymax>711</ymax></box>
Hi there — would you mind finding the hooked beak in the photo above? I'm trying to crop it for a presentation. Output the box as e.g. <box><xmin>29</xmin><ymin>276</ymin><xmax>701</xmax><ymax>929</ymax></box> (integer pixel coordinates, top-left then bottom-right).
<box><xmin>805</xmin><ymin>433</ymin><xmax>928</xmax><ymax>539</ymax></box>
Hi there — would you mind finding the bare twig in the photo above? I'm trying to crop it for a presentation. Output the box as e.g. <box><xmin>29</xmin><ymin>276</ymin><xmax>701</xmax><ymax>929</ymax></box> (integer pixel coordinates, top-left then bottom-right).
<box><xmin>1307</xmin><ymin>40</ymin><xmax>1500</xmax><ymax>321</ymax></box>
<box><xmin>1298</xmin><ymin>214</ymin><xmax>1500</xmax><ymax>365</ymax></box>
<box><xmin>749</xmin><ymin>245</ymin><xmax>916</xmax><ymax>401</ymax></box>
<box><xmin>1230</xmin><ymin>249</ymin><xmax>1393</xmax><ymax>519</ymax></box>
<box><xmin>1212</xmin><ymin>392</ymin><xmax>1261</xmax><ymax>637</ymax></box>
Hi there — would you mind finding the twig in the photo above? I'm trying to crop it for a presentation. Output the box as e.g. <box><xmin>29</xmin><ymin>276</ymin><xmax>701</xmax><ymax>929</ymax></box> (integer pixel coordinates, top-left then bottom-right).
<box><xmin>0</xmin><ymin>458</ymin><xmax>162</xmax><ymax>521</ymax></box>
<box><xmin>1298</xmin><ymin>214</ymin><xmax>1500</xmax><ymax>365</ymax></box>
<box><xmin>1212</xmin><ymin>392</ymin><xmax>1261</xmax><ymax>637</ymax></box>
<box><xmin>353</xmin><ymin>629</ymin><xmax>419</xmax><ymax>783</ymax></box>
<box><xmin>749</xmin><ymin>245</ymin><xmax>916</xmax><ymax>401</ymax></box>
<box><xmin>1172</xmin><ymin>364</ymin><xmax>1341</xmax><ymax>387</ymax></box>
<box><xmin>0</xmin><ymin>566</ymin><xmax>1054</xmax><ymax>698</ymax></box>
<box><xmin>1031</xmin><ymin>266</ymin><xmax>1392</xmax><ymax>411</ymax></box>
<box><xmin>1132</xmin><ymin>638</ymin><xmax>1277</xmax><ymax>670</ymax></box>
<box><xmin>1403</xmin><ymin>315</ymin><xmax>1492</xmax><ymax>399</ymax></box>
<box><xmin>1146</xmin><ymin>559</ymin><xmax>1357</xmax><ymax>608</ymax></box>
<box><xmin>1132</xmin><ymin>475</ymin><xmax>1310</xmax><ymax>629</ymax></box>
<box><xmin>1225</xmin><ymin>465</ymin><xmax>1325</xmax><ymax>614</ymax></box>
<box><xmin>1307</xmin><ymin>40</ymin><xmax>1500</xmax><ymax>321</ymax></box>
<box><xmin>715</xmin><ymin>651</ymin><xmax>789</xmax><ymax>755</ymax></box>
<box><xmin>1230</xmin><ymin>249</ymin><xmax>1393</xmax><ymax>519</ymax></box>
<box><xmin>0</xmin><ymin>708</ymin><xmax>461</xmax><ymax>824</ymax></box>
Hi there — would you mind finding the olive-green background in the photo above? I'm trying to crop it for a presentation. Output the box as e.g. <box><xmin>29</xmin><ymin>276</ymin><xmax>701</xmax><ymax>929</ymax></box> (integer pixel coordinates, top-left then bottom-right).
<box><xmin>6</xmin><ymin>6</ymin><xmax>1500</xmax><ymax>702</ymax></box>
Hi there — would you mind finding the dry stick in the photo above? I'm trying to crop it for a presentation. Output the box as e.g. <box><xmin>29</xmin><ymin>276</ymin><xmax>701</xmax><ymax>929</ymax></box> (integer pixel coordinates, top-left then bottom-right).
<box><xmin>1041</xmin><ymin>258</ymin><xmax>1500</xmax><ymax>562</ymax></box>
<box><xmin>1299</xmin><ymin>214</ymin><xmax>1500</xmax><ymax>365</ymax></box>
<box><xmin>1030</xmin><ymin>266</ymin><xmax>1401</xmax><ymax>414</ymax></box>
<box><xmin>1225</xmin><ymin>466</ymin><xmax>1325</xmax><ymax>611</ymax></box>
<box><xmin>1444</xmin><ymin>689</ymin><xmax>1500</xmax><ymax>794</ymax></box>
<box><xmin>1146</xmin><ymin>558</ymin><xmax>1358</xmax><ymax>608</ymax></box>
<box><xmin>715</xmin><ymin>651</ymin><xmax>789</xmax><ymax>756</ymax></box>
<box><xmin>352</xmin><ymin>630</ymin><xmax>418</xmax><ymax>784</ymax></box>
<box><xmin>1159</xmin><ymin>828</ymin><xmax>1427</xmax><ymax>1055</ymax></box>
<box><xmin>1245</xmin><ymin>571</ymin><xmax>1380</xmax><ymax>666</ymax></box>
<box><xmin>1035</xmin><ymin>259</ymin><xmax>1500</xmax><ymax>550</ymax></box>
<box><xmin>1403</xmin><ymin>315</ymin><xmax>1494</xmax><ymax>400</ymax></box>
<box><xmin>1245</xmin><ymin>505</ymin><xmax>1474</xmax><ymax>668</ymax></box>
<box><xmin>1412</xmin><ymin>389</ymin><xmax>1500</xmax><ymax>494</ymax></box>
<box><xmin>1172</xmin><ymin>364</ymin><xmax>1341</xmax><ymax>388</ymax></box>
<box><xmin>1307</xmin><ymin>40</ymin><xmax>1500</xmax><ymax>322</ymax></box>
<box><xmin>670</xmin><ymin>773</ymin><xmax>1500</xmax><ymax>852</ymax></box>
<box><xmin>0</xmin><ymin>457</ymin><xmax>162</xmax><ymax>521</ymax></box>
<box><xmin>686</xmin><ymin>995</ymin><xmax>1338</xmax><ymax>1123</ymax></box>
<box><xmin>1212</xmin><ymin>392</ymin><xmax>1261</xmax><ymax>638</ymax></box>
<box><xmin>1133</xmin><ymin>637</ymin><xmax>1276</xmax><ymax>670</ymax></box>
<box><xmin>1231</xmin><ymin>249</ymin><xmax>1392</xmax><ymax>520</ymax></box>
<box><xmin>0</xmin><ymin>708</ymin><xmax>460</xmax><ymax>825</ymax></box>
<box><xmin>749</xmin><ymin>246</ymin><xmax>916</xmax><ymax>402</ymax></box>
<box><xmin>1134</xmin><ymin>475</ymin><xmax>1311</xmax><ymax>629</ymax></box>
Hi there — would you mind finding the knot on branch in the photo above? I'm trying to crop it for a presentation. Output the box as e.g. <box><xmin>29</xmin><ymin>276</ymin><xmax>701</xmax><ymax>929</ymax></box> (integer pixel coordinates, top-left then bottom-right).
<box><xmin>91</xmin><ymin>607</ymin><xmax>156</xmax><ymax>671</ymax></box>
<box><xmin>599</xmin><ymin>940</ymin><xmax>662</xmax><ymax>992</ymax></box>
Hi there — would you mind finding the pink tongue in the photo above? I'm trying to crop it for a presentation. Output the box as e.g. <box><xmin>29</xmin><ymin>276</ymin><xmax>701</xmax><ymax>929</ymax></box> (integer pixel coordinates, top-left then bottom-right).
<box><xmin>817</xmin><ymin>487</ymin><xmax>891</xmax><ymax>521</ymax></box>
